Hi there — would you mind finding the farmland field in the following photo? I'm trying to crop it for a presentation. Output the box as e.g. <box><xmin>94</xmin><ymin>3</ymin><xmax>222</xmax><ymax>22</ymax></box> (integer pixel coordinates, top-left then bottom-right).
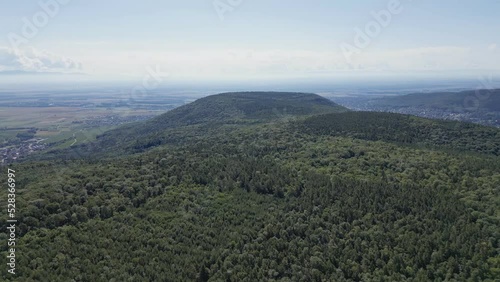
<box><xmin>0</xmin><ymin>90</ymin><xmax>193</xmax><ymax>163</ymax></box>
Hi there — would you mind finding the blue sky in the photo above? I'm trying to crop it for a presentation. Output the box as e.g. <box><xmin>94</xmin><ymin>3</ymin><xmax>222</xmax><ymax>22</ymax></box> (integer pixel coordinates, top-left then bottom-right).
<box><xmin>0</xmin><ymin>0</ymin><xmax>499</xmax><ymax>81</ymax></box>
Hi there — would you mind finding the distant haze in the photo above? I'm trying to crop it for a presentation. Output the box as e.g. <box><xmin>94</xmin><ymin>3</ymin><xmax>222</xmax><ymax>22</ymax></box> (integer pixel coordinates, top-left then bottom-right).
<box><xmin>0</xmin><ymin>0</ymin><xmax>499</xmax><ymax>84</ymax></box>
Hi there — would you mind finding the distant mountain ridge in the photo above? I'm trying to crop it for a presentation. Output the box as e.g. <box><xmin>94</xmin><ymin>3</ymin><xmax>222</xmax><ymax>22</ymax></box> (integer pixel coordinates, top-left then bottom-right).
<box><xmin>85</xmin><ymin>91</ymin><xmax>349</xmax><ymax>153</ymax></box>
<box><xmin>38</xmin><ymin>91</ymin><xmax>500</xmax><ymax>160</ymax></box>
<box><xmin>372</xmin><ymin>89</ymin><xmax>500</xmax><ymax>112</ymax></box>
<box><xmin>156</xmin><ymin>91</ymin><xmax>346</xmax><ymax>122</ymax></box>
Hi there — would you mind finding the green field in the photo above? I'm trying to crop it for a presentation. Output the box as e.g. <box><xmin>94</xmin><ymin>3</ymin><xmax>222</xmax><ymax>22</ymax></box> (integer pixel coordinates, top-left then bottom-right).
<box><xmin>0</xmin><ymin>106</ymin><xmax>162</xmax><ymax>150</ymax></box>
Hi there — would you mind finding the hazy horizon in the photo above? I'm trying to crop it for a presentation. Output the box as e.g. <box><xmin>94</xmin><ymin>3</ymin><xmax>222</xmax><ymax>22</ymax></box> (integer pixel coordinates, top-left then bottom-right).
<box><xmin>1</xmin><ymin>0</ymin><xmax>499</xmax><ymax>85</ymax></box>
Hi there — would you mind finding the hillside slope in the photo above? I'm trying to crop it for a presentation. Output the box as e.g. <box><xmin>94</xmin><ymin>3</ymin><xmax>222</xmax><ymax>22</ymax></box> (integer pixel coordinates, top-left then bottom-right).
<box><xmin>301</xmin><ymin>111</ymin><xmax>500</xmax><ymax>155</ymax></box>
<box><xmin>150</xmin><ymin>91</ymin><xmax>348</xmax><ymax>125</ymax></box>
<box><xmin>80</xmin><ymin>92</ymin><xmax>348</xmax><ymax>154</ymax></box>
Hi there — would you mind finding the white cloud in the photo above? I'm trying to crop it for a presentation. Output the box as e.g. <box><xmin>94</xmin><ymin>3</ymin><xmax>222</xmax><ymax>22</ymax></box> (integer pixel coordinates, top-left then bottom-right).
<box><xmin>40</xmin><ymin>44</ymin><xmax>499</xmax><ymax>79</ymax></box>
<box><xmin>488</xmin><ymin>43</ymin><xmax>497</xmax><ymax>51</ymax></box>
<box><xmin>0</xmin><ymin>47</ymin><xmax>82</xmax><ymax>73</ymax></box>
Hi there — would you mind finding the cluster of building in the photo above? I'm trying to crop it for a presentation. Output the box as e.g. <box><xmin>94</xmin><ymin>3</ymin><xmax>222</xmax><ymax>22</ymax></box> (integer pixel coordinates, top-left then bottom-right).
<box><xmin>334</xmin><ymin>97</ymin><xmax>500</xmax><ymax>128</ymax></box>
<box><xmin>0</xmin><ymin>139</ymin><xmax>47</xmax><ymax>165</ymax></box>
<box><xmin>374</xmin><ymin>106</ymin><xmax>499</xmax><ymax>127</ymax></box>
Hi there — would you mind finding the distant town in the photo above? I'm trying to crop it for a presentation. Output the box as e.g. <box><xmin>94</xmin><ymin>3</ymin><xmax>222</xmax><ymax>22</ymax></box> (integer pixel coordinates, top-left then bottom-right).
<box><xmin>0</xmin><ymin>114</ymin><xmax>163</xmax><ymax>164</ymax></box>
<box><xmin>333</xmin><ymin>96</ymin><xmax>500</xmax><ymax>128</ymax></box>
<box><xmin>1</xmin><ymin>138</ymin><xmax>47</xmax><ymax>164</ymax></box>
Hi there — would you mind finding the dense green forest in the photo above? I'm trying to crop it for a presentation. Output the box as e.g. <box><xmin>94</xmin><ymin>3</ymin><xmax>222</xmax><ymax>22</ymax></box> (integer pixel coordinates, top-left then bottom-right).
<box><xmin>302</xmin><ymin>112</ymin><xmax>500</xmax><ymax>155</ymax></box>
<box><xmin>95</xmin><ymin>92</ymin><xmax>347</xmax><ymax>154</ymax></box>
<box><xmin>1</xmin><ymin>92</ymin><xmax>499</xmax><ymax>281</ymax></box>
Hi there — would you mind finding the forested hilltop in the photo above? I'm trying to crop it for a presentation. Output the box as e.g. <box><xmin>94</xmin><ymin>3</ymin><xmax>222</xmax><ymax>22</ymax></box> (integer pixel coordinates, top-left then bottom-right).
<box><xmin>39</xmin><ymin>92</ymin><xmax>348</xmax><ymax>159</ymax></box>
<box><xmin>1</xmin><ymin>92</ymin><xmax>499</xmax><ymax>281</ymax></box>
